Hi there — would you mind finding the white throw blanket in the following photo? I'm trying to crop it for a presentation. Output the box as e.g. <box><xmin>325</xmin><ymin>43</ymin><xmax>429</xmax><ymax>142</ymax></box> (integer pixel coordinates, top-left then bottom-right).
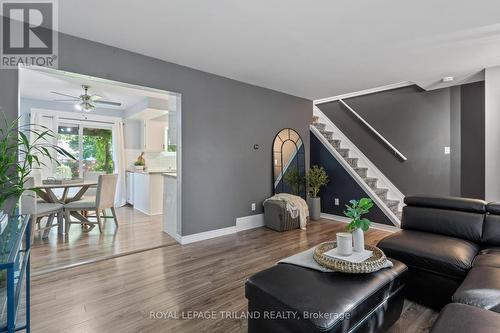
<box><xmin>264</xmin><ymin>193</ymin><xmax>309</xmax><ymax>230</ymax></box>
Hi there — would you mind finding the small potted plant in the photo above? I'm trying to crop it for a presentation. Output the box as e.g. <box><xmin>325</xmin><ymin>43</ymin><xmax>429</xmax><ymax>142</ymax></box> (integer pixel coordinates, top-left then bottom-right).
<box><xmin>306</xmin><ymin>165</ymin><xmax>329</xmax><ymax>220</ymax></box>
<box><xmin>134</xmin><ymin>152</ymin><xmax>146</xmax><ymax>170</ymax></box>
<box><xmin>344</xmin><ymin>198</ymin><xmax>374</xmax><ymax>252</ymax></box>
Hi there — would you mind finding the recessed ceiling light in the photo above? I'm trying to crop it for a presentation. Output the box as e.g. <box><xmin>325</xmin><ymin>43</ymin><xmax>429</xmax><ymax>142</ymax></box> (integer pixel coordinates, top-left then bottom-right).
<box><xmin>442</xmin><ymin>76</ymin><xmax>454</xmax><ymax>82</ymax></box>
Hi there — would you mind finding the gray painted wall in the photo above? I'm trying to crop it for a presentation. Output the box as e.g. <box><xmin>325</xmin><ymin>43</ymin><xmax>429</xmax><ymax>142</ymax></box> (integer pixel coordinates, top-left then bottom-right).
<box><xmin>0</xmin><ymin>31</ymin><xmax>312</xmax><ymax>235</ymax></box>
<box><xmin>318</xmin><ymin>86</ymin><xmax>452</xmax><ymax>196</ymax></box>
<box><xmin>317</xmin><ymin>83</ymin><xmax>485</xmax><ymax>198</ymax></box>
<box><xmin>461</xmin><ymin>82</ymin><xmax>485</xmax><ymax>198</ymax></box>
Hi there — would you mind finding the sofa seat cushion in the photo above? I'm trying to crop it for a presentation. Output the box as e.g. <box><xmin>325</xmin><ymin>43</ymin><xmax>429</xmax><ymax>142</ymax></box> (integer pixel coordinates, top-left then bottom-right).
<box><xmin>473</xmin><ymin>250</ymin><xmax>500</xmax><ymax>268</ymax></box>
<box><xmin>378</xmin><ymin>230</ymin><xmax>479</xmax><ymax>279</ymax></box>
<box><xmin>452</xmin><ymin>266</ymin><xmax>500</xmax><ymax>312</ymax></box>
<box><xmin>430</xmin><ymin>303</ymin><xmax>500</xmax><ymax>333</ymax></box>
<box><xmin>245</xmin><ymin>260</ymin><xmax>407</xmax><ymax>333</ymax></box>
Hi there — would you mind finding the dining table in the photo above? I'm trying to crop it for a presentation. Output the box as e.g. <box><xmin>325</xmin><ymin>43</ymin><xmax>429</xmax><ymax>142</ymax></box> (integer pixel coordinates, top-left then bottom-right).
<box><xmin>34</xmin><ymin>180</ymin><xmax>98</xmax><ymax>234</ymax></box>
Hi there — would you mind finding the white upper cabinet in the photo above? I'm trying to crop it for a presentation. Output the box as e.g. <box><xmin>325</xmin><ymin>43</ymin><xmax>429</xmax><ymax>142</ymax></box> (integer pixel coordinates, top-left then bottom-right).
<box><xmin>142</xmin><ymin>119</ymin><xmax>167</xmax><ymax>152</ymax></box>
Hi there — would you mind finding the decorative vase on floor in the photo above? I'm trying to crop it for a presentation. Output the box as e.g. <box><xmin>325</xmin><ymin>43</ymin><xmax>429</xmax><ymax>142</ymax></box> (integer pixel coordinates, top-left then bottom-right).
<box><xmin>309</xmin><ymin>197</ymin><xmax>321</xmax><ymax>220</ymax></box>
<box><xmin>352</xmin><ymin>228</ymin><xmax>365</xmax><ymax>252</ymax></box>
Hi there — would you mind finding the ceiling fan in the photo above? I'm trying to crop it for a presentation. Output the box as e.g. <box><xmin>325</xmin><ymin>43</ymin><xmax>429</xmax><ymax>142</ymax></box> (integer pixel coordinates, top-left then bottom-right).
<box><xmin>51</xmin><ymin>85</ymin><xmax>122</xmax><ymax>112</ymax></box>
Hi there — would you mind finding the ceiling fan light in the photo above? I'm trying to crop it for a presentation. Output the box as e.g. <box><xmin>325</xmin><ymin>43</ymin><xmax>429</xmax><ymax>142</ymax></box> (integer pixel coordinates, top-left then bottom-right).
<box><xmin>74</xmin><ymin>103</ymin><xmax>82</xmax><ymax>110</ymax></box>
<box><xmin>83</xmin><ymin>102</ymin><xmax>94</xmax><ymax>112</ymax></box>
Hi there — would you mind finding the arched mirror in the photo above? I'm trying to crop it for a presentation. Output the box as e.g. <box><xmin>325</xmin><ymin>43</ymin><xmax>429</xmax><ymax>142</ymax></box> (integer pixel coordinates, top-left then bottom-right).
<box><xmin>273</xmin><ymin>128</ymin><xmax>306</xmax><ymax>199</ymax></box>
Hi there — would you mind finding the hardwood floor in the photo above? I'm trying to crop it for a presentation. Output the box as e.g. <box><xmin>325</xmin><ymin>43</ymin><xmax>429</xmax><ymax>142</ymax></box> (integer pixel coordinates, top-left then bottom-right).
<box><xmin>30</xmin><ymin>206</ymin><xmax>177</xmax><ymax>274</ymax></box>
<box><xmin>30</xmin><ymin>218</ymin><xmax>437</xmax><ymax>332</ymax></box>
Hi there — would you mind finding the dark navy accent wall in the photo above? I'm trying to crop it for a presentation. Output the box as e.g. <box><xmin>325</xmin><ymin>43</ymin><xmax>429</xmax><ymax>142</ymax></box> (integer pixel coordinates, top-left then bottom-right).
<box><xmin>310</xmin><ymin>133</ymin><xmax>393</xmax><ymax>226</ymax></box>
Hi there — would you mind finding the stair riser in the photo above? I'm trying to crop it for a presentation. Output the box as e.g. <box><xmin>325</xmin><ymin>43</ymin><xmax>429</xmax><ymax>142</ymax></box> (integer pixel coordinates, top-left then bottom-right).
<box><xmin>346</xmin><ymin>159</ymin><xmax>358</xmax><ymax>168</ymax></box>
<box><xmin>321</xmin><ymin>131</ymin><xmax>333</xmax><ymax>140</ymax></box>
<box><xmin>336</xmin><ymin>149</ymin><xmax>349</xmax><ymax>158</ymax></box>
<box><xmin>314</xmin><ymin>123</ymin><xmax>326</xmax><ymax>131</ymax></box>
<box><xmin>355</xmin><ymin>168</ymin><xmax>368</xmax><ymax>178</ymax></box>
<box><xmin>329</xmin><ymin>140</ymin><xmax>341</xmax><ymax>149</ymax></box>
<box><xmin>377</xmin><ymin>192</ymin><xmax>387</xmax><ymax>201</ymax></box>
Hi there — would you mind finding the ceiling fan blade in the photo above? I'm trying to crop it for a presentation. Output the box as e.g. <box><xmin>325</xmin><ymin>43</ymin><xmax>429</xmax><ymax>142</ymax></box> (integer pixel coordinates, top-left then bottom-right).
<box><xmin>50</xmin><ymin>91</ymin><xmax>80</xmax><ymax>99</ymax></box>
<box><xmin>95</xmin><ymin>100</ymin><xmax>122</xmax><ymax>106</ymax></box>
<box><xmin>53</xmin><ymin>99</ymin><xmax>79</xmax><ymax>102</ymax></box>
<box><xmin>90</xmin><ymin>95</ymin><xmax>103</xmax><ymax>101</ymax></box>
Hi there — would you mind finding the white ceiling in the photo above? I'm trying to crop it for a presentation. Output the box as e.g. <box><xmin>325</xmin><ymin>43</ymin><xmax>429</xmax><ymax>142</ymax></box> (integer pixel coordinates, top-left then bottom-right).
<box><xmin>57</xmin><ymin>1</ymin><xmax>500</xmax><ymax>100</ymax></box>
<box><xmin>19</xmin><ymin>67</ymin><xmax>169</xmax><ymax>110</ymax></box>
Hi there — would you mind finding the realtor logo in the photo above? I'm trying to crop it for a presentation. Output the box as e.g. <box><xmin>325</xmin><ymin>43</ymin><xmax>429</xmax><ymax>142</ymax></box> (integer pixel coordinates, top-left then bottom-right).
<box><xmin>1</xmin><ymin>0</ymin><xmax>58</xmax><ymax>68</ymax></box>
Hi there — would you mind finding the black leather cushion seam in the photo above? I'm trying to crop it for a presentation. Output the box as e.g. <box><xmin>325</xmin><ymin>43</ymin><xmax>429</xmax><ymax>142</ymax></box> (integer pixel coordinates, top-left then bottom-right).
<box><xmin>405</xmin><ymin>264</ymin><xmax>465</xmax><ymax>281</ymax></box>
<box><xmin>335</xmin><ymin>265</ymin><xmax>407</xmax><ymax>330</ymax></box>
<box><xmin>345</xmin><ymin>284</ymin><xmax>405</xmax><ymax>333</ymax></box>
<box><xmin>246</xmin><ymin>265</ymin><xmax>407</xmax><ymax>332</ymax></box>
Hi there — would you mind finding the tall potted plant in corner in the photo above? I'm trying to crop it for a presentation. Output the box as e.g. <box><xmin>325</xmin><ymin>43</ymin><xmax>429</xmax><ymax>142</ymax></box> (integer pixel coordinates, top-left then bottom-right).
<box><xmin>0</xmin><ymin>113</ymin><xmax>75</xmax><ymax>219</ymax></box>
<box><xmin>344</xmin><ymin>198</ymin><xmax>374</xmax><ymax>252</ymax></box>
<box><xmin>307</xmin><ymin>165</ymin><xmax>329</xmax><ymax>220</ymax></box>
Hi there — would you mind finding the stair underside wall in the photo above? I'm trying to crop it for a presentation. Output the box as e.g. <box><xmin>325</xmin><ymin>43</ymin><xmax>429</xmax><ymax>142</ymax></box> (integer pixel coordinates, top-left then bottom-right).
<box><xmin>310</xmin><ymin>132</ymin><xmax>393</xmax><ymax>226</ymax></box>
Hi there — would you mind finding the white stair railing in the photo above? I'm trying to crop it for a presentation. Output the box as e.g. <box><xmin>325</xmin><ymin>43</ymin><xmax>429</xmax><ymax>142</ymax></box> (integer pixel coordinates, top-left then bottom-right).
<box><xmin>338</xmin><ymin>99</ymin><xmax>407</xmax><ymax>161</ymax></box>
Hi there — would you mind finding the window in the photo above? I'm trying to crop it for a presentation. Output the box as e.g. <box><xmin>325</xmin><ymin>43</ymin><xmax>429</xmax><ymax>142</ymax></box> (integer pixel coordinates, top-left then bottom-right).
<box><xmin>56</xmin><ymin>123</ymin><xmax>113</xmax><ymax>179</ymax></box>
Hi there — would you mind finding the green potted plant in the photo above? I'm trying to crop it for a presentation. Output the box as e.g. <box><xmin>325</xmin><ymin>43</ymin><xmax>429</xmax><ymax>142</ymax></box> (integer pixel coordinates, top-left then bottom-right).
<box><xmin>0</xmin><ymin>113</ymin><xmax>75</xmax><ymax>217</ymax></box>
<box><xmin>283</xmin><ymin>166</ymin><xmax>304</xmax><ymax>196</ymax></box>
<box><xmin>306</xmin><ymin>165</ymin><xmax>329</xmax><ymax>220</ymax></box>
<box><xmin>344</xmin><ymin>198</ymin><xmax>374</xmax><ymax>252</ymax></box>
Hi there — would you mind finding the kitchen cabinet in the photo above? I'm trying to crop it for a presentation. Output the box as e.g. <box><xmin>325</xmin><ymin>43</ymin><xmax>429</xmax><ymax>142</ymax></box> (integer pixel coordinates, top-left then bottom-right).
<box><xmin>126</xmin><ymin>171</ymin><xmax>134</xmax><ymax>205</ymax></box>
<box><xmin>141</xmin><ymin>120</ymin><xmax>167</xmax><ymax>152</ymax></box>
<box><xmin>132</xmin><ymin>172</ymin><xmax>164</xmax><ymax>215</ymax></box>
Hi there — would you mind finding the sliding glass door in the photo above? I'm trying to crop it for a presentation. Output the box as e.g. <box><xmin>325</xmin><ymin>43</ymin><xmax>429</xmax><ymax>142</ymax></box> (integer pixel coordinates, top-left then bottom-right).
<box><xmin>56</xmin><ymin>123</ymin><xmax>113</xmax><ymax>179</ymax></box>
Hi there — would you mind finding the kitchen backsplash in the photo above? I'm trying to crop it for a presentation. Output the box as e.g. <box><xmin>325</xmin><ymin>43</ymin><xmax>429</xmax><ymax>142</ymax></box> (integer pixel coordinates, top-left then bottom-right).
<box><xmin>126</xmin><ymin>149</ymin><xmax>176</xmax><ymax>171</ymax></box>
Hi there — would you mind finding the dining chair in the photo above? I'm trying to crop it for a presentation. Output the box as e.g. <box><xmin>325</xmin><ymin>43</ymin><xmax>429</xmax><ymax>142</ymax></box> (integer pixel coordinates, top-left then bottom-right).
<box><xmin>21</xmin><ymin>177</ymin><xmax>64</xmax><ymax>240</ymax></box>
<box><xmin>82</xmin><ymin>171</ymin><xmax>105</xmax><ymax>198</ymax></box>
<box><xmin>64</xmin><ymin>174</ymin><xmax>119</xmax><ymax>234</ymax></box>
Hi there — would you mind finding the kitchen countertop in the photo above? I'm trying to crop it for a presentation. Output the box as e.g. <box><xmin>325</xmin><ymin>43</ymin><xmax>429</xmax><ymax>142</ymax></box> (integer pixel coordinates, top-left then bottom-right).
<box><xmin>127</xmin><ymin>169</ymin><xmax>176</xmax><ymax>174</ymax></box>
<box><xmin>162</xmin><ymin>173</ymin><xmax>177</xmax><ymax>178</ymax></box>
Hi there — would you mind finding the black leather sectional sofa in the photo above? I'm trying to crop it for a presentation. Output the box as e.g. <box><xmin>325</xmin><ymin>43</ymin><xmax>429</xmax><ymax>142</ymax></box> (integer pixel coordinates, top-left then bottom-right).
<box><xmin>378</xmin><ymin>195</ymin><xmax>500</xmax><ymax>332</ymax></box>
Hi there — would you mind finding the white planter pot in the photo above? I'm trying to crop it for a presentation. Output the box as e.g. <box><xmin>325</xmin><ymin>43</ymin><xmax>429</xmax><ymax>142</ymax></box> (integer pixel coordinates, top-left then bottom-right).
<box><xmin>352</xmin><ymin>228</ymin><xmax>365</xmax><ymax>252</ymax></box>
<box><xmin>336</xmin><ymin>232</ymin><xmax>353</xmax><ymax>256</ymax></box>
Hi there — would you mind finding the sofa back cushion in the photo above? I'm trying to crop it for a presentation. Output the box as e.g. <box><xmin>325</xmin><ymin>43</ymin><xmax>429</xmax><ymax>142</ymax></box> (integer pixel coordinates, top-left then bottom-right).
<box><xmin>402</xmin><ymin>195</ymin><xmax>486</xmax><ymax>243</ymax></box>
<box><xmin>483</xmin><ymin>203</ymin><xmax>500</xmax><ymax>246</ymax></box>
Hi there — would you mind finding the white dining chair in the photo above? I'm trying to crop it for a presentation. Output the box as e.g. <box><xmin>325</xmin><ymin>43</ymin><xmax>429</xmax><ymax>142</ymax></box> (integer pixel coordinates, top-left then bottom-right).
<box><xmin>64</xmin><ymin>174</ymin><xmax>119</xmax><ymax>234</ymax></box>
<box><xmin>21</xmin><ymin>177</ymin><xmax>64</xmax><ymax>239</ymax></box>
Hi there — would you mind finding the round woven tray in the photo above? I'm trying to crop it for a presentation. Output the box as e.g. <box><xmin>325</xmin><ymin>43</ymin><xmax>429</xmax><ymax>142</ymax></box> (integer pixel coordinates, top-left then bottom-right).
<box><xmin>313</xmin><ymin>241</ymin><xmax>388</xmax><ymax>274</ymax></box>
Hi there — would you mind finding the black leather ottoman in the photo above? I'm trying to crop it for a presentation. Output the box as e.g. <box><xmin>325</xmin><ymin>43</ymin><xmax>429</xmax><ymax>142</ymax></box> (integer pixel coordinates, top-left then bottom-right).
<box><xmin>245</xmin><ymin>259</ymin><xmax>407</xmax><ymax>333</ymax></box>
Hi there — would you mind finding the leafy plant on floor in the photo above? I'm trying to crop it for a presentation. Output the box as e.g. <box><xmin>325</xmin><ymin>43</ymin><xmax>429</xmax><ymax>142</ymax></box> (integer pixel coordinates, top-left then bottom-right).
<box><xmin>0</xmin><ymin>113</ymin><xmax>75</xmax><ymax>212</ymax></box>
<box><xmin>307</xmin><ymin>165</ymin><xmax>329</xmax><ymax>198</ymax></box>
<box><xmin>344</xmin><ymin>198</ymin><xmax>374</xmax><ymax>232</ymax></box>
<box><xmin>283</xmin><ymin>166</ymin><xmax>305</xmax><ymax>195</ymax></box>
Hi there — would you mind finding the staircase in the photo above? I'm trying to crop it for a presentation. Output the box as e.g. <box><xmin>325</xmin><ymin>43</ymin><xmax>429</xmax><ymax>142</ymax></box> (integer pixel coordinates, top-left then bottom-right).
<box><xmin>311</xmin><ymin>106</ymin><xmax>403</xmax><ymax>226</ymax></box>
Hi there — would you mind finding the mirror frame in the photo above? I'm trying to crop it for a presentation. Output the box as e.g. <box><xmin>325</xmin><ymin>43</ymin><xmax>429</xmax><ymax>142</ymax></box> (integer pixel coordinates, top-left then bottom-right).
<box><xmin>272</xmin><ymin>128</ymin><xmax>306</xmax><ymax>199</ymax></box>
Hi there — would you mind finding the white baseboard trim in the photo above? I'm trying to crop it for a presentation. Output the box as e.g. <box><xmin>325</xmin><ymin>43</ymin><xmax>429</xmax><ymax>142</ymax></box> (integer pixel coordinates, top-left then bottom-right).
<box><xmin>236</xmin><ymin>213</ymin><xmax>264</xmax><ymax>231</ymax></box>
<box><xmin>179</xmin><ymin>226</ymin><xmax>236</xmax><ymax>245</ymax></box>
<box><xmin>176</xmin><ymin>214</ymin><xmax>265</xmax><ymax>245</ymax></box>
<box><xmin>320</xmin><ymin>213</ymin><xmax>399</xmax><ymax>233</ymax></box>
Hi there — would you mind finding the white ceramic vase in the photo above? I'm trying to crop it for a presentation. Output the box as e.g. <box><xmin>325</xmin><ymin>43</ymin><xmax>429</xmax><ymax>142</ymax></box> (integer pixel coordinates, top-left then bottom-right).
<box><xmin>336</xmin><ymin>232</ymin><xmax>353</xmax><ymax>256</ymax></box>
<box><xmin>353</xmin><ymin>228</ymin><xmax>365</xmax><ymax>252</ymax></box>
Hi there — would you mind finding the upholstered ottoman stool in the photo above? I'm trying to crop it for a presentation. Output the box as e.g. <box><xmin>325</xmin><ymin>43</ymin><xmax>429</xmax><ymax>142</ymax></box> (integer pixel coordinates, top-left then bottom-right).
<box><xmin>245</xmin><ymin>259</ymin><xmax>407</xmax><ymax>333</ymax></box>
<box><xmin>263</xmin><ymin>200</ymin><xmax>300</xmax><ymax>231</ymax></box>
